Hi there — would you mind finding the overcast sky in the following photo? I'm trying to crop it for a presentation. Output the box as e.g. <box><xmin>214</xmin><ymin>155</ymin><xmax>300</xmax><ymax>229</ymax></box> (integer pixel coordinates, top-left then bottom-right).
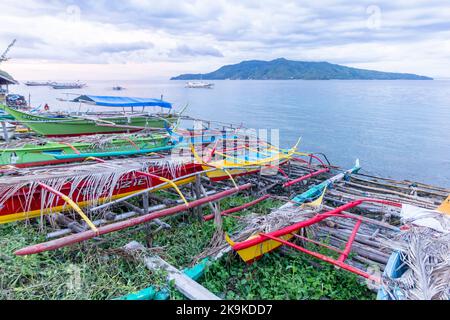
<box><xmin>1</xmin><ymin>0</ymin><xmax>449</xmax><ymax>80</ymax></box>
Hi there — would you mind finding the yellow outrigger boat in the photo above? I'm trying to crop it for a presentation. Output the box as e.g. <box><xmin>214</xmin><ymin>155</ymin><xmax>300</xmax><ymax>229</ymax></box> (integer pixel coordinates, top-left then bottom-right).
<box><xmin>192</xmin><ymin>138</ymin><xmax>301</xmax><ymax>181</ymax></box>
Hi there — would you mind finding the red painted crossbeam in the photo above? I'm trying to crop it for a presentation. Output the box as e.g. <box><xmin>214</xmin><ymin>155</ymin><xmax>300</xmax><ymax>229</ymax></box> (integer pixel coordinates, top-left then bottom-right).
<box><xmin>260</xmin><ymin>233</ymin><xmax>380</xmax><ymax>282</ymax></box>
<box><xmin>232</xmin><ymin>198</ymin><xmax>401</xmax><ymax>251</ymax></box>
<box><xmin>338</xmin><ymin>219</ymin><xmax>362</xmax><ymax>262</ymax></box>
<box><xmin>283</xmin><ymin>167</ymin><xmax>330</xmax><ymax>188</ymax></box>
<box><xmin>231</xmin><ymin>198</ymin><xmax>401</xmax><ymax>282</ymax></box>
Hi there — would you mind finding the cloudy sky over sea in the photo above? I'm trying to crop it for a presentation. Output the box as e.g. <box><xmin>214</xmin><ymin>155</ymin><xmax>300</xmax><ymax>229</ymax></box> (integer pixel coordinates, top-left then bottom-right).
<box><xmin>1</xmin><ymin>0</ymin><xmax>450</xmax><ymax>80</ymax></box>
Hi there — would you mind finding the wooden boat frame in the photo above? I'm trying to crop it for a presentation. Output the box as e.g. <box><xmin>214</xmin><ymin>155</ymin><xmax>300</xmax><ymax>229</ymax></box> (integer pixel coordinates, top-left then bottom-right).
<box><xmin>227</xmin><ymin>198</ymin><xmax>402</xmax><ymax>283</ymax></box>
<box><xmin>6</xmin><ymin>156</ymin><xmax>330</xmax><ymax>254</ymax></box>
<box><xmin>0</xmin><ymin>104</ymin><xmax>178</xmax><ymax>137</ymax></box>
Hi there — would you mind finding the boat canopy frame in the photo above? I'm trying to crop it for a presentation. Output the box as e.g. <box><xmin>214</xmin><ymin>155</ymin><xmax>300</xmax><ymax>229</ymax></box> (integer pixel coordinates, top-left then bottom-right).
<box><xmin>72</xmin><ymin>95</ymin><xmax>172</xmax><ymax>109</ymax></box>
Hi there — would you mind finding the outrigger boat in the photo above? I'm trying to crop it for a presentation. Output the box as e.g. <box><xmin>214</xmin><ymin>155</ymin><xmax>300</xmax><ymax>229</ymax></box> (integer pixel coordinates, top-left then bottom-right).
<box><xmin>0</xmin><ymin>137</ymin><xmax>273</xmax><ymax>224</ymax></box>
<box><xmin>222</xmin><ymin>163</ymin><xmax>450</xmax><ymax>290</ymax></box>
<box><xmin>185</xmin><ymin>81</ymin><xmax>214</xmax><ymax>89</ymax></box>
<box><xmin>2</xmin><ymin>131</ymin><xmax>333</xmax><ymax>255</ymax></box>
<box><xmin>190</xmin><ymin>138</ymin><xmax>298</xmax><ymax>181</ymax></box>
<box><xmin>24</xmin><ymin>81</ymin><xmax>55</xmax><ymax>87</ymax></box>
<box><xmin>225</xmin><ymin>161</ymin><xmax>362</xmax><ymax>261</ymax></box>
<box><xmin>223</xmin><ymin>161</ymin><xmax>417</xmax><ymax>284</ymax></box>
<box><xmin>0</xmin><ymin>156</ymin><xmax>204</xmax><ymax>224</ymax></box>
<box><xmin>51</xmin><ymin>81</ymin><xmax>85</xmax><ymax>89</ymax></box>
<box><xmin>0</xmin><ymin>133</ymin><xmax>172</xmax><ymax>167</ymax></box>
<box><xmin>0</xmin><ymin>95</ymin><xmax>179</xmax><ymax>137</ymax></box>
<box><xmin>192</xmin><ymin>137</ymin><xmax>329</xmax><ymax>182</ymax></box>
<box><xmin>0</xmin><ymin>127</ymin><xmax>243</xmax><ymax>168</ymax></box>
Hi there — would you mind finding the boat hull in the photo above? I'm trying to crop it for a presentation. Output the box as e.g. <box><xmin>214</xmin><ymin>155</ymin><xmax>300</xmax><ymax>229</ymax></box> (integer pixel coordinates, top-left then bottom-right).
<box><xmin>226</xmin><ymin>233</ymin><xmax>296</xmax><ymax>263</ymax></box>
<box><xmin>204</xmin><ymin>166</ymin><xmax>261</xmax><ymax>181</ymax></box>
<box><xmin>203</xmin><ymin>159</ymin><xmax>290</xmax><ymax>181</ymax></box>
<box><xmin>0</xmin><ymin>110</ymin><xmax>14</xmax><ymax>120</ymax></box>
<box><xmin>52</xmin><ymin>86</ymin><xmax>84</xmax><ymax>89</ymax></box>
<box><xmin>0</xmin><ymin>163</ymin><xmax>203</xmax><ymax>224</ymax></box>
<box><xmin>1</xmin><ymin>105</ymin><xmax>178</xmax><ymax>136</ymax></box>
<box><xmin>0</xmin><ymin>135</ymin><xmax>171</xmax><ymax>167</ymax></box>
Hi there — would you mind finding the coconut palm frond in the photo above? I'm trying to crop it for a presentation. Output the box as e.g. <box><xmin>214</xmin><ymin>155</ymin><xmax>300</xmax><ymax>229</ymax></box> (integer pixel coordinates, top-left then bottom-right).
<box><xmin>401</xmin><ymin>227</ymin><xmax>450</xmax><ymax>300</ymax></box>
<box><xmin>0</xmin><ymin>155</ymin><xmax>193</xmax><ymax>225</ymax></box>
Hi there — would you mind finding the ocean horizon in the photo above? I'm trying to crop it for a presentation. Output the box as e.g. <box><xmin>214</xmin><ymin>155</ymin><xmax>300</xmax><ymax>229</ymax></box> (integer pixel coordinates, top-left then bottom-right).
<box><xmin>10</xmin><ymin>79</ymin><xmax>450</xmax><ymax>188</ymax></box>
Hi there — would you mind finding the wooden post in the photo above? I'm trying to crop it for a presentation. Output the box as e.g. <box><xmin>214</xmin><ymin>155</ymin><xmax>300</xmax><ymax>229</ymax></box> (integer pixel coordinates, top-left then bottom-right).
<box><xmin>141</xmin><ymin>193</ymin><xmax>153</xmax><ymax>241</ymax></box>
<box><xmin>124</xmin><ymin>241</ymin><xmax>220</xmax><ymax>300</ymax></box>
<box><xmin>198</xmin><ymin>183</ymin><xmax>222</xmax><ymax>232</ymax></box>
<box><xmin>256</xmin><ymin>170</ymin><xmax>262</xmax><ymax>196</ymax></box>
<box><xmin>142</xmin><ymin>192</ymin><xmax>150</xmax><ymax>213</ymax></box>
<box><xmin>1</xmin><ymin>121</ymin><xmax>9</xmax><ymax>142</ymax></box>
<box><xmin>288</xmin><ymin>161</ymin><xmax>292</xmax><ymax>177</ymax></box>
<box><xmin>193</xmin><ymin>174</ymin><xmax>203</xmax><ymax>220</ymax></box>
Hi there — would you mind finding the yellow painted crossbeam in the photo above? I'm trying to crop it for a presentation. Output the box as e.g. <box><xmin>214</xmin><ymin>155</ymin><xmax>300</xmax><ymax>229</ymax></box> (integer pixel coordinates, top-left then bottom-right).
<box><xmin>191</xmin><ymin>145</ymin><xmax>238</xmax><ymax>188</ymax></box>
<box><xmin>38</xmin><ymin>182</ymin><xmax>98</xmax><ymax>233</ymax></box>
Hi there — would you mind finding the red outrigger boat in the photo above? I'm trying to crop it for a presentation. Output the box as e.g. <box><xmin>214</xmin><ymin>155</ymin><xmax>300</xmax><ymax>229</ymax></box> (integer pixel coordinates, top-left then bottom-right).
<box><xmin>0</xmin><ymin>158</ymin><xmax>204</xmax><ymax>224</ymax></box>
<box><xmin>2</xmin><ymin>136</ymin><xmax>333</xmax><ymax>255</ymax></box>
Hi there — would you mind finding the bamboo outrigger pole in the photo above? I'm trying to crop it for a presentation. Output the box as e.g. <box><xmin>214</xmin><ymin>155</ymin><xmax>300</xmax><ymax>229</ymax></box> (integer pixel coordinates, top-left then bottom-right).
<box><xmin>85</xmin><ymin>157</ymin><xmax>189</xmax><ymax>206</ymax></box>
<box><xmin>283</xmin><ymin>168</ymin><xmax>330</xmax><ymax>188</ymax></box>
<box><xmin>15</xmin><ymin>183</ymin><xmax>253</xmax><ymax>255</ymax></box>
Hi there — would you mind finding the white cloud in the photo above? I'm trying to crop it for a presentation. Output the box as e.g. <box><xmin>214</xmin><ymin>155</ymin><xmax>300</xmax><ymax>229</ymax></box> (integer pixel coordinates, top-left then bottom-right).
<box><xmin>0</xmin><ymin>0</ymin><xmax>449</xmax><ymax>79</ymax></box>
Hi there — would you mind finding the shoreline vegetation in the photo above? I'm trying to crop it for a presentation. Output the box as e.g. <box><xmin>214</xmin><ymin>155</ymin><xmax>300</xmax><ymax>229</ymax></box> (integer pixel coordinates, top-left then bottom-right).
<box><xmin>0</xmin><ymin>195</ymin><xmax>374</xmax><ymax>300</ymax></box>
<box><xmin>171</xmin><ymin>58</ymin><xmax>432</xmax><ymax>81</ymax></box>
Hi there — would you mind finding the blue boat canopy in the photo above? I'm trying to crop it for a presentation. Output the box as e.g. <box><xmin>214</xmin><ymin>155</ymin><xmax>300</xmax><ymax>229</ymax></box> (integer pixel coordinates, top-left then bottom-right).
<box><xmin>72</xmin><ymin>95</ymin><xmax>172</xmax><ymax>108</ymax></box>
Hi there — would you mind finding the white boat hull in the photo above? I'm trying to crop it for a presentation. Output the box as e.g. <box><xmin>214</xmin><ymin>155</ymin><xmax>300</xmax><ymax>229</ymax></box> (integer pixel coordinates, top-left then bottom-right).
<box><xmin>185</xmin><ymin>81</ymin><xmax>214</xmax><ymax>89</ymax></box>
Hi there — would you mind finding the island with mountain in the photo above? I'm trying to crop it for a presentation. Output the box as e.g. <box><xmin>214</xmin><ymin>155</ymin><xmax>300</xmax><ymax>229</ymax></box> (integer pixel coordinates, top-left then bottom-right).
<box><xmin>171</xmin><ymin>58</ymin><xmax>432</xmax><ymax>80</ymax></box>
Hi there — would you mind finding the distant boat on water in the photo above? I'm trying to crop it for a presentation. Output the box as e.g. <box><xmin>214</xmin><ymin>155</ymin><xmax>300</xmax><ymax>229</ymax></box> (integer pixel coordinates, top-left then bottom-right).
<box><xmin>52</xmin><ymin>81</ymin><xmax>86</xmax><ymax>89</ymax></box>
<box><xmin>185</xmin><ymin>81</ymin><xmax>214</xmax><ymax>89</ymax></box>
<box><xmin>113</xmin><ymin>86</ymin><xmax>125</xmax><ymax>91</ymax></box>
<box><xmin>24</xmin><ymin>81</ymin><xmax>55</xmax><ymax>86</ymax></box>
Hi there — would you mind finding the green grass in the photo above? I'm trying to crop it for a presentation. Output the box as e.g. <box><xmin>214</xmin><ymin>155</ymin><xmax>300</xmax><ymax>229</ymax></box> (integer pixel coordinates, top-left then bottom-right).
<box><xmin>0</xmin><ymin>195</ymin><xmax>375</xmax><ymax>300</ymax></box>
<box><xmin>202</xmin><ymin>251</ymin><xmax>374</xmax><ymax>300</ymax></box>
<box><xmin>0</xmin><ymin>223</ymin><xmax>168</xmax><ymax>300</ymax></box>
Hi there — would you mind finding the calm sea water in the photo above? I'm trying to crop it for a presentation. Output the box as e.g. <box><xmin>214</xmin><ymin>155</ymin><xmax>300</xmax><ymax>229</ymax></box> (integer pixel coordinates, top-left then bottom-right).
<box><xmin>10</xmin><ymin>79</ymin><xmax>450</xmax><ymax>187</ymax></box>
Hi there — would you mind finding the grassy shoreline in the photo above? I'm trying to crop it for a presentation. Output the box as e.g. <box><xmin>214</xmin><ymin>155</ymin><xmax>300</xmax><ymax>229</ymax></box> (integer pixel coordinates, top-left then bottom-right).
<box><xmin>0</xmin><ymin>195</ymin><xmax>375</xmax><ymax>300</ymax></box>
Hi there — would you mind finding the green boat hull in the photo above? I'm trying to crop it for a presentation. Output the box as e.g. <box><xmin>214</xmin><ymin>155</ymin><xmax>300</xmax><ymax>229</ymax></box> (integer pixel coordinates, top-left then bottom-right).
<box><xmin>0</xmin><ymin>110</ymin><xmax>14</xmax><ymax>121</ymax></box>
<box><xmin>0</xmin><ymin>104</ymin><xmax>178</xmax><ymax>137</ymax></box>
<box><xmin>0</xmin><ymin>134</ymin><xmax>171</xmax><ymax>167</ymax></box>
